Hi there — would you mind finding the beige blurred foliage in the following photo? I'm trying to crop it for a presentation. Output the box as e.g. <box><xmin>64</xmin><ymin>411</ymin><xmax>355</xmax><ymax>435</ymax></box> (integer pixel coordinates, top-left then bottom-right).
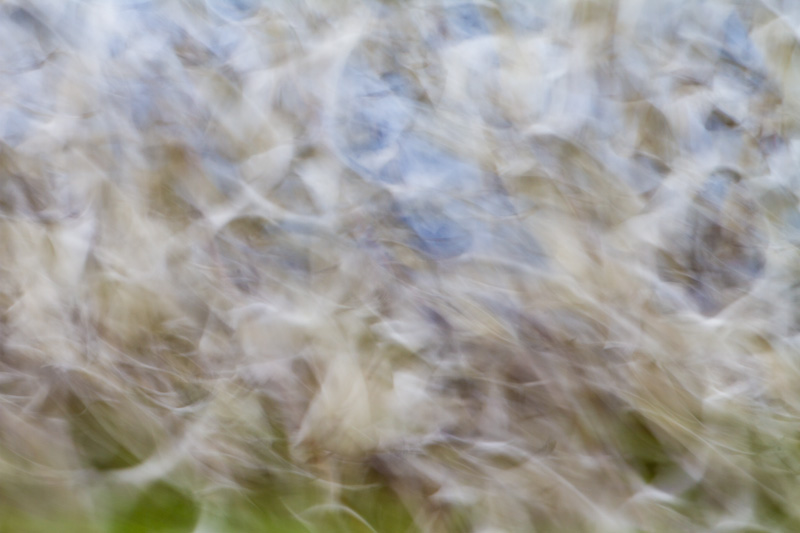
<box><xmin>0</xmin><ymin>0</ymin><xmax>800</xmax><ymax>532</ymax></box>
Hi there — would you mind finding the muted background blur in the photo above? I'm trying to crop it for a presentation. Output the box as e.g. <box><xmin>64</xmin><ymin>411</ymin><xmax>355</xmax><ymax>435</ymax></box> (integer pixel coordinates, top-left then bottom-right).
<box><xmin>2</xmin><ymin>1</ymin><xmax>800</xmax><ymax>531</ymax></box>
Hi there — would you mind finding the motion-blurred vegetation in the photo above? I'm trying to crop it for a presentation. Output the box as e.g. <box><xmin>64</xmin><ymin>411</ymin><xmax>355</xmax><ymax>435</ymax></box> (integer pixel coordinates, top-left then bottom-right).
<box><xmin>2</xmin><ymin>0</ymin><xmax>800</xmax><ymax>531</ymax></box>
